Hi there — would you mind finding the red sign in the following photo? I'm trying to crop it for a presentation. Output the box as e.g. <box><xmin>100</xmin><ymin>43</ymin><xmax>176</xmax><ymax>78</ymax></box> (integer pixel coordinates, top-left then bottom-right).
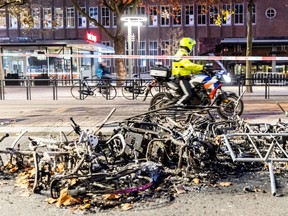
<box><xmin>87</xmin><ymin>32</ymin><xmax>97</xmax><ymax>42</ymax></box>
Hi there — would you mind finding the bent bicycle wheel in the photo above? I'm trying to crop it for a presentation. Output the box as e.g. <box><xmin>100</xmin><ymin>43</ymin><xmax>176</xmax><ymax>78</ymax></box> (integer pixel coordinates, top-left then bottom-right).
<box><xmin>67</xmin><ymin>168</ymin><xmax>152</xmax><ymax>196</ymax></box>
<box><xmin>70</xmin><ymin>82</ymin><xmax>89</xmax><ymax>100</ymax></box>
<box><xmin>217</xmin><ymin>95</ymin><xmax>244</xmax><ymax>119</ymax></box>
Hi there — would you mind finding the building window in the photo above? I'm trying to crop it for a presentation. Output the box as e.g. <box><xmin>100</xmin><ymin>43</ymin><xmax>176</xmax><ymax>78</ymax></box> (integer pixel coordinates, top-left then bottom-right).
<box><xmin>222</xmin><ymin>4</ymin><xmax>232</xmax><ymax>25</ymax></box>
<box><xmin>89</xmin><ymin>7</ymin><xmax>98</xmax><ymax>27</ymax></box>
<box><xmin>209</xmin><ymin>5</ymin><xmax>219</xmax><ymax>25</ymax></box>
<box><xmin>20</xmin><ymin>11</ymin><xmax>31</xmax><ymax>29</ymax></box>
<box><xmin>160</xmin><ymin>5</ymin><xmax>170</xmax><ymax>26</ymax></box>
<box><xmin>161</xmin><ymin>40</ymin><xmax>170</xmax><ymax>66</ymax></box>
<box><xmin>137</xmin><ymin>6</ymin><xmax>146</xmax><ymax>15</ymax></box>
<box><xmin>252</xmin><ymin>3</ymin><xmax>256</xmax><ymax>24</ymax></box>
<box><xmin>138</xmin><ymin>41</ymin><xmax>146</xmax><ymax>67</ymax></box>
<box><xmin>112</xmin><ymin>12</ymin><xmax>116</xmax><ymax>27</ymax></box>
<box><xmin>125</xmin><ymin>41</ymin><xmax>135</xmax><ymax>55</ymax></box>
<box><xmin>43</xmin><ymin>8</ymin><xmax>52</xmax><ymax>28</ymax></box>
<box><xmin>197</xmin><ymin>4</ymin><xmax>206</xmax><ymax>25</ymax></box>
<box><xmin>66</xmin><ymin>7</ymin><xmax>75</xmax><ymax>28</ymax></box>
<box><xmin>172</xmin><ymin>5</ymin><xmax>181</xmax><ymax>26</ymax></box>
<box><xmin>102</xmin><ymin>41</ymin><xmax>111</xmax><ymax>67</ymax></box>
<box><xmin>149</xmin><ymin>41</ymin><xmax>158</xmax><ymax>65</ymax></box>
<box><xmin>149</xmin><ymin>6</ymin><xmax>157</xmax><ymax>26</ymax></box>
<box><xmin>234</xmin><ymin>3</ymin><xmax>244</xmax><ymax>24</ymax></box>
<box><xmin>9</xmin><ymin>14</ymin><xmax>17</xmax><ymax>29</ymax></box>
<box><xmin>124</xmin><ymin>6</ymin><xmax>133</xmax><ymax>15</ymax></box>
<box><xmin>78</xmin><ymin>7</ymin><xmax>87</xmax><ymax>28</ymax></box>
<box><xmin>185</xmin><ymin>5</ymin><xmax>194</xmax><ymax>26</ymax></box>
<box><xmin>0</xmin><ymin>9</ymin><xmax>6</xmax><ymax>28</ymax></box>
<box><xmin>54</xmin><ymin>8</ymin><xmax>63</xmax><ymax>28</ymax></box>
<box><xmin>32</xmin><ymin>7</ymin><xmax>40</xmax><ymax>29</ymax></box>
<box><xmin>265</xmin><ymin>7</ymin><xmax>276</xmax><ymax>19</ymax></box>
<box><xmin>101</xmin><ymin>7</ymin><xmax>110</xmax><ymax>27</ymax></box>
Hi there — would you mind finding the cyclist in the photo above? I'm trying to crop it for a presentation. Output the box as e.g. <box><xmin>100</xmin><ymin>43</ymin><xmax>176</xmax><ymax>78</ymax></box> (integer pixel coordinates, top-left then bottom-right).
<box><xmin>172</xmin><ymin>37</ymin><xmax>206</xmax><ymax>106</ymax></box>
<box><xmin>96</xmin><ymin>60</ymin><xmax>113</xmax><ymax>80</ymax></box>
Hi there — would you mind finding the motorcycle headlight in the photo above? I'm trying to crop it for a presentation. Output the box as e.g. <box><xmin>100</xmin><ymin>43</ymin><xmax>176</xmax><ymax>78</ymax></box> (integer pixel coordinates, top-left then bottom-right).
<box><xmin>223</xmin><ymin>73</ymin><xmax>231</xmax><ymax>83</ymax></box>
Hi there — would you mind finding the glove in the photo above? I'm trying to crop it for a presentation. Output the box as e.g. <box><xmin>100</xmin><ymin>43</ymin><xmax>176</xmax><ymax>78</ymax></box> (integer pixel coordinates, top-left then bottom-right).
<box><xmin>203</xmin><ymin>63</ymin><xmax>213</xmax><ymax>71</ymax></box>
<box><xmin>202</xmin><ymin>64</ymin><xmax>214</xmax><ymax>76</ymax></box>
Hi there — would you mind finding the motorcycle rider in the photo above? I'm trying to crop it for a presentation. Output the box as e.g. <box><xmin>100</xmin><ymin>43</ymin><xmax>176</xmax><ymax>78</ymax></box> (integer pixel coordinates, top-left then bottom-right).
<box><xmin>172</xmin><ymin>37</ymin><xmax>206</xmax><ymax>106</ymax></box>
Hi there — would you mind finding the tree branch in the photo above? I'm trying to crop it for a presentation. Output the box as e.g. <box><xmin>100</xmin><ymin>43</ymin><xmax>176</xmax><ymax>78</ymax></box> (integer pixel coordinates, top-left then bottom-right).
<box><xmin>70</xmin><ymin>0</ymin><xmax>115</xmax><ymax>40</ymax></box>
<box><xmin>0</xmin><ymin>0</ymin><xmax>28</xmax><ymax>8</ymax></box>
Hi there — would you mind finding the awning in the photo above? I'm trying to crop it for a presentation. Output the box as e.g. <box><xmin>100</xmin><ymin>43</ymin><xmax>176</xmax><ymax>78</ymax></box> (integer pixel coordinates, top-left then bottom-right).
<box><xmin>221</xmin><ymin>38</ymin><xmax>288</xmax><ymax>45</ymax></box>
<box><xmin>0</xmin><ymin>39</ymin><xmax>115</xmax><ymax>54</ymax></box>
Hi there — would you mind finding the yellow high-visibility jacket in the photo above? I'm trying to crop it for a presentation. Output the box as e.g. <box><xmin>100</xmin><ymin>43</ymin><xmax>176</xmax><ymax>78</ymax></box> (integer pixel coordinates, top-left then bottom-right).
<box><xmin>172</xmin><ymin>48</ymin><xmax>204</xmax><ymax>77</ymax></box>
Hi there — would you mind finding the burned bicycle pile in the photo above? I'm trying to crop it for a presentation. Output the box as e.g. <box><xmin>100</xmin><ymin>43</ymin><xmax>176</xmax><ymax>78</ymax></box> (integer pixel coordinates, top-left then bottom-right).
<box><xmin>1</xmin><ymin>105</ymin><xmax>288</xmax><ymax>210</ymax></box>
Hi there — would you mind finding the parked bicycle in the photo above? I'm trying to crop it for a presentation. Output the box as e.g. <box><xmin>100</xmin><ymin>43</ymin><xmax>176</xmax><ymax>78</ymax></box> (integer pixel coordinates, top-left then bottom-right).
<box><xmin>70</xmin><ymin>76</ymin><xmax>117</xmax><ymax>100</ymax></box>
<box><xmin>121</xmin><ymin>75</ymin><xmax>158</xmax><ymax>100</ymax></box>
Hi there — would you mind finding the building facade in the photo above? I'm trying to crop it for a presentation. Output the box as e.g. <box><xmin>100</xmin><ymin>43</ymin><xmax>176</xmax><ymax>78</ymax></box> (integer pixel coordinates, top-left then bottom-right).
<box><xmin>0</xmin><ymin>0</ymin><xmax>287</xmax><ymax>79</ymax></box>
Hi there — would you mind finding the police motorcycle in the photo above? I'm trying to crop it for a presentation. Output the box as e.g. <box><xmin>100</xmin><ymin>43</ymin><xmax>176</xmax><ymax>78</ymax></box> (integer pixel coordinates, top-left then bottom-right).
<box><xmin>145</xmin><ymin>63</ymin><xmax>244</xmax><ymax>119</ymax></box>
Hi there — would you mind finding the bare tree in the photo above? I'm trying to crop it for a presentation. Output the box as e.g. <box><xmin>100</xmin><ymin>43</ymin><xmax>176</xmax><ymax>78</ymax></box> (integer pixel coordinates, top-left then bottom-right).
<box><xmin>71</xmin><ymin>0</ymin><xmax>140</xmax><ymax>82</ymax></box>
<box><xmin>70</xmin><ymin>0</ymin><xmax>184</xmax><ymax>82</ymax></box>
<box><xmin>246</xmin><ymin>0</ymin><xmax>253</xmax><ymax>93</ymax></box>
<box><xmin>159</xmin><ymin>27</ymin><xmax>184</xmax><ymax>56</ymax></box>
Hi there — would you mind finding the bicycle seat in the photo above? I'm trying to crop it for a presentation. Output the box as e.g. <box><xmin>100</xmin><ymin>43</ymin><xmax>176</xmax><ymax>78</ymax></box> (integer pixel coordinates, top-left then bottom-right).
<box><xmin>83</xmin><ymin>76</ymin><xmax>89</xmax><ymax>80</ymax></box>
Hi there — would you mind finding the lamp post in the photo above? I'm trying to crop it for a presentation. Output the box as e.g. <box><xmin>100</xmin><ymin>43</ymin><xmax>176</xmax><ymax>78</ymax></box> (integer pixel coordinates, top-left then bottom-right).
<box><xmin>121</xmin><ymin>16</ymin><xmax>147</xmax><ymax>79</ymax></box>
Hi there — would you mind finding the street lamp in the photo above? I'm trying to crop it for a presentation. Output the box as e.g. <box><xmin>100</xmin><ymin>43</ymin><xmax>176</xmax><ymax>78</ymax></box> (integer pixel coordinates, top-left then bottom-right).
<box><xmin>121</xmin><ymin>16</ymin><xmax>147</xmax><ymax>79</ymax></box>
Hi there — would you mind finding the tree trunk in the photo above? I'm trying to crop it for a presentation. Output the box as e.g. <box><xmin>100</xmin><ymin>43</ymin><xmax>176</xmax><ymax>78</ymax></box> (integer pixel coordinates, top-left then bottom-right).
<box><xmin>245</xmin><ymin>0</ymin><xmax>253</xmax><ymax>93</ymax></box>
<box><xmin>114</xmin><ymin>36</ymin><xmax>126</xmax><ymax>85</ymax></box>
<box><xmin>0</xmin><ymin>46</ymin><xmax>4</xmax><ymax>98</ymax></box>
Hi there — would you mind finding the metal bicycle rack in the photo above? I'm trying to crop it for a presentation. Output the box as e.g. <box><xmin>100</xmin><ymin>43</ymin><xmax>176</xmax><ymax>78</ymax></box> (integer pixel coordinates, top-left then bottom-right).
<box><xmin>221</xmin><ymin>132</ymin><xmax>288</xmax><ymax>196</ymax></box>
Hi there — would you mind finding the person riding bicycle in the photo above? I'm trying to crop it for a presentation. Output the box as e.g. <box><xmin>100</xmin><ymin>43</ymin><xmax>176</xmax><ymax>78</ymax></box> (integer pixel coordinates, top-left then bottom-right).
<box><xmin>96</xmin><ymin>60</ymin><xmax>113</xmax><ymax>80</ymax></box>
<box><xmin>172</xmin><ymin>37</ymin><xmax>206</xmax><ymax>106</ymax></box>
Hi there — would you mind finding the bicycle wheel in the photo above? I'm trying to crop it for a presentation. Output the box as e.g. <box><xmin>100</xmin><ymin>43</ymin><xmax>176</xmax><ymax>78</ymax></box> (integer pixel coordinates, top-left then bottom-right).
<box><xmin>70</xmin><ymin>82</ymin><xmax>89</xmax><ymax>100</ymax></box>
<box><xmin>66</xmin><ymin>167</ymin><xmax>152</xmax><ymax>196</ymax></box>
<box><xmin>95</xmin><ymin>83</ymin><xmax>117</xmax><ymax>100</ymax></box>
<box><xmin>121</xmin><ymin>82</ymin><xmax>140</xmax><ymax>100</ymax></box>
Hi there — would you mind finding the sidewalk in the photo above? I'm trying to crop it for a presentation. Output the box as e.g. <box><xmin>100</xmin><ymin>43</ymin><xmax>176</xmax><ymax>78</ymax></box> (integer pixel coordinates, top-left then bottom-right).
<box><xmin>1</xmin><ymin>87</ymin><xmax>288</xmax><ymax>136</ymax></box>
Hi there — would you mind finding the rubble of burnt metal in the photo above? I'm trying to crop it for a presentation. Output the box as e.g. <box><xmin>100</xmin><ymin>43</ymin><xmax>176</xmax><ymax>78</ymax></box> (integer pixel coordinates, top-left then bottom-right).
<box><xmin>1</xmin><ymin>105</ymin><xmax>288</xmax><ymax>212</ymax></box>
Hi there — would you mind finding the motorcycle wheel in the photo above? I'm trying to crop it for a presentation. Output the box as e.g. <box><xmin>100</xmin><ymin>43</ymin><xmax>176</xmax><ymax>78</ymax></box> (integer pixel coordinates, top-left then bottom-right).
<box><xmin>149</xmin><ymin>92</ymin><xmax>173</xmax><ymax>110</ymax></box>
<box><xmin>217</xmin><ymin>94</ymin><xmax>244</xmax><ymax>119</ymax></box>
